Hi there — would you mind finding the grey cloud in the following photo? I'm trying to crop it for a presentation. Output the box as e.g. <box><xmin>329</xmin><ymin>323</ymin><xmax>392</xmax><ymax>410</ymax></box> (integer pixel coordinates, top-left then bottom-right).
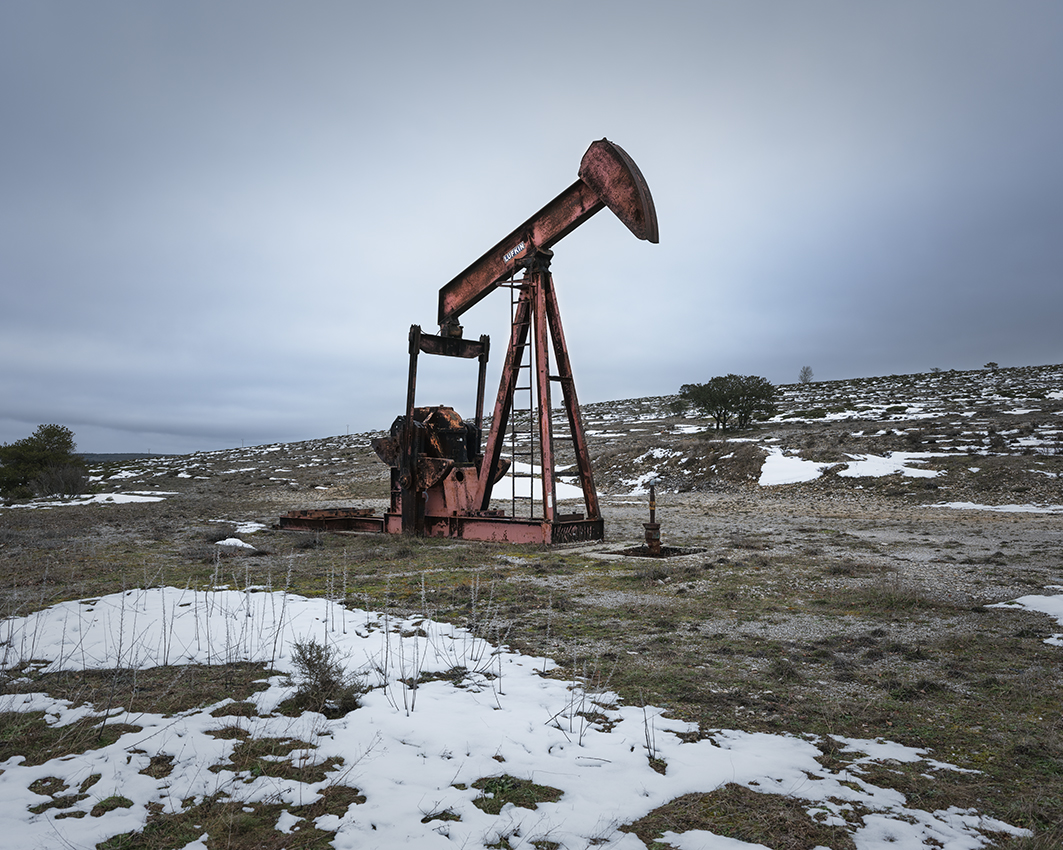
<box><xmin>2</xmin><ymin>2</ymin><xmax>1060</xmax><ymax>452</ymax></box>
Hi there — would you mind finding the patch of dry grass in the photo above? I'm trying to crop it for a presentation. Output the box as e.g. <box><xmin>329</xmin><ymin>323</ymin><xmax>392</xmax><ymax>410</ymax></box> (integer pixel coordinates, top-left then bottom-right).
<box><xmin>2</xmin><ymin>662</ymin><xmax>272</xmax><ymax>717</ymax></box>
<box><xmin>0</xmin><ymin>712</ymin><xmax>142</xmax><ymax>766</ymax></box>
<box><xmin>97</xmin><ymin>784</ymin><xmax>365</xmax><ymax>850</ymax></box>
<box><xmin>620</xmin><ymin>784</ymin><xmax>858</xmax><ymax>850</ymax></box>
<box><xmin>470</xmin><ymin>774</ymin><xmax>563</xmax><ymax>815</ymax></box>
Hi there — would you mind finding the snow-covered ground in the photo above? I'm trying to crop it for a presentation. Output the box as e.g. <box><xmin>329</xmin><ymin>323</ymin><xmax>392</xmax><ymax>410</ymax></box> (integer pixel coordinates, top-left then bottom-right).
<box><xmin>3</xmin><ymin>364</ymin><xmax>1057</xmax><ymax>515</ymax></box>
<box><xmin>989</xmin><ymin>586</ymin><xmax>1063</xmax><ymax>646</ymax></box>
<box><xmin>937</xmin><ymin>502</ymin><xmax>1063</xmax><ymax>515</ymax></box>
<box><xmin>2</xmin><ymin>587</ymin><xmax>1047</xmax><ymax>849</ymax></box>
<box><xmin>2</xmin><ymin>490</ymin><xmax>179</xmax><ymax>509</ymax></box>
<box><xmin>757</xmin><ymin>449</ymin><xmax>836</xmax><ymax>486</ymax></box>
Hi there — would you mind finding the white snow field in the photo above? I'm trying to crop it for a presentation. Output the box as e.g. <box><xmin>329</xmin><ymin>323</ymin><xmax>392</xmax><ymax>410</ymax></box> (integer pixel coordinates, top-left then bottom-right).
<box><xmin>1</xmin><ymin>587</ymin><xmax>1039</xmax><ymax>849</ymax></box>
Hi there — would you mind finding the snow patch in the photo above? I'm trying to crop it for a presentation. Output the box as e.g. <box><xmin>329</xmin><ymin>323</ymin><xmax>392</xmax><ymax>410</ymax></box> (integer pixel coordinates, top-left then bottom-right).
<box><xmin>215</xmin><ymin>537</ymin><xmax>256</xmax><ymax>549</ymax></box>
<box><xmin>758</xmin><ymin>449</ymin><xmax>833</xmax><ymax>486</ymax></box>
<box><xmin>990</xmin><ymin>587</ymin><xmax>1063</xmax><ymax>646</ymax></box>
<box><xmin>0</xmin><ymin>588</ymin><xmax>1028</xmax><ymax>850</ymax></box>
<box><xmin>937</xmin><ymin>502</ymin><xmax>1063</xmax><ymax>514</ymax></box>
<box><xmin>838</xmin><ymin>452</ymin><xmax>946</xmax><ymax>479</ymax></box>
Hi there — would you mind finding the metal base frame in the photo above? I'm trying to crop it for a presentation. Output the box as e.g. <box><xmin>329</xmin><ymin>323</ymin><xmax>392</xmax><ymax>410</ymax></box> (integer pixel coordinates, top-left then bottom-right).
<box><xmin>277</xmin><ymin>508</ymin><xmax>602</xmax><ymax>544</ymax></box>
<box><xmin>384</xmin><ymin>511</ymin><xmax>603</xmax><ymax>544</ymax></box>
<box><xmin>277</xmin><ymin>508</ymin><xmax>384</xmax><ymax>533</ymax></box>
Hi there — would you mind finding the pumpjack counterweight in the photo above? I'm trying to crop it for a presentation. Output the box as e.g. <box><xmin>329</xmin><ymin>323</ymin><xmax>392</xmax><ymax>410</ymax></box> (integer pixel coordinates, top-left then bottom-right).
<box><xmin>280</xmin><ymin>139</ymin><xmax>658</xmax><ymax>543</ymax></box>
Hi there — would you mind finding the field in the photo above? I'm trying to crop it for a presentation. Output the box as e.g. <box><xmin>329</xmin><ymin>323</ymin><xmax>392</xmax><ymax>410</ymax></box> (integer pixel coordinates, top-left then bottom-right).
<box><xmin>2</xmin><ymin>364</ymin><xmax>1062</xmax><ymax>849</ymax></box>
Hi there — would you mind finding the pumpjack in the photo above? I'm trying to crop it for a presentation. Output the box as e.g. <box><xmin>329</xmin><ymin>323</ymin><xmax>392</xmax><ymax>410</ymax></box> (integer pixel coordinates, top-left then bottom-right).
<box><xmin>281</xmin><ymin>139</ymin><xmax>657</xmax><ymax>543</ymax></box>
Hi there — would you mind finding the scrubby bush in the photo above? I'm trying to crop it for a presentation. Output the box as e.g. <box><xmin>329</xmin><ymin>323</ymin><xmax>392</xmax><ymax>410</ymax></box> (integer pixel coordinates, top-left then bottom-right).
<box><xmin>0</xmin><ymin>424</ymin><xmax>86</xmax><ymax>498</ymax></box>
<box><xmin>31</xmin><ymin>463</ymin><xmax>89</xmax><ymax>499</ymax></box>
<box><xmin>679</xmin><ymin>375</ymin><xmax>777</xmax><ymax>431</ymax></box>
<box><xmin>288</xmin><ymin>639</ymin><xmax>364</xmax><ymax>716</ymax></box>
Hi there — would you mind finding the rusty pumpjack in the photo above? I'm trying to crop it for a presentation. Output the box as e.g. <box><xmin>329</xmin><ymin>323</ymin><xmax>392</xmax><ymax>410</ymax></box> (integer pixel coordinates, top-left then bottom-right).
<box><xmin>281</xmin><ymin>139</ymin><xmax>657</xmax><ymax>544</ymax></box>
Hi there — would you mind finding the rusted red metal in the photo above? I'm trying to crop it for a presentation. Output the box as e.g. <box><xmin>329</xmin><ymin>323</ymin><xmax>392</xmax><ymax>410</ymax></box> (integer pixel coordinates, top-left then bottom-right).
<box><xmin>474</xmin><ymin>286</ymin><xmax>533</xmax><ymax>512</ymax></box>
<box><xmin>643</xmin><ymin>483</ymin><xmax>661</xmax><ymax>556</ymax></box>
<box><xmin>541</xmin><ymin>254</ymin><xmax>599</xmax><ymax>518</ymax></box>
<box><xmin>282</xmin><ymin>139</ymin><xmax>657</xmax><ymax>545</ymax></box>
<box><xmin>578</xmin><ymin>139</ymin><xmax>658</xmax><ymax>243</ymax></box>
<box><xmin>375</xmin><ymin>247</ymin><xmax>607</xmax><ymax>544</ymax></box>
<box><xmin>437</xmin><ymin>138</ymin><xmax>658</xmax><ymax>328</ymax></box>
<box><xmin>278</xmin><ymin>508</ymin><xmax>384</xmax><ymax>533</ymax></box>
<box><xmin>382</xmin><ymin>510</ymin><xmax>602</xmax><ymax>544</ymax></box>
<box><xmin>461</xmin><ymin>247</ymin><xmax>599</xmax><ymax>530</ymax></box>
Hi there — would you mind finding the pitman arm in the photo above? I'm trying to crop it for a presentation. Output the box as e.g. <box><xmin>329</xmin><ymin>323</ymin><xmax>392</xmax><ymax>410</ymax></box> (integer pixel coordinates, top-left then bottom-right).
<box><xmin>436</xmin><ymin>138</ymin><xmax>658</xmax><ymax>329</ymax></box>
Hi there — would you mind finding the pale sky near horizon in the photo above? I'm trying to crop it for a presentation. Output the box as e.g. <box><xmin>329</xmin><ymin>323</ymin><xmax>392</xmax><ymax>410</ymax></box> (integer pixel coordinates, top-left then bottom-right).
<box><xmin>3</xmin><ymin>2</ymin><xmax>1061</xmax><ymax>454</ymax></box>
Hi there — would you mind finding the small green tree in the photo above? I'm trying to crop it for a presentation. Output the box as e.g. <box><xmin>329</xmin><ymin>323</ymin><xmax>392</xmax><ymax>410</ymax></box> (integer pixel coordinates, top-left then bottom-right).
<box><xmin>679</xmin><ymin>375</ymin><xmax>777</xmax><ymax>431</ymax></box>
<box><xmin>0</xmin><ymin>424</ymin><xmax>86</xmax><ymax>498</ymax></box>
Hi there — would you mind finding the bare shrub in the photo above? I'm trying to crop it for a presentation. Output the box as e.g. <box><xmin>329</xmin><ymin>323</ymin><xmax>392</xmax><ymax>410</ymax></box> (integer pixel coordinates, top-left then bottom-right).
<box><xmin>31</xmin><ymin>464</ymin><xmax>88</xmax><ymax>499</ymax></box>
<box><xmin>1034</xmin><ymin>436</ymin><xmax>1063</xmax><ymax>456</ymax></box>
<box><xmin>287</xmin><ymin>639</ymin><xmax>364</xmax><ymax>716</ymax></box>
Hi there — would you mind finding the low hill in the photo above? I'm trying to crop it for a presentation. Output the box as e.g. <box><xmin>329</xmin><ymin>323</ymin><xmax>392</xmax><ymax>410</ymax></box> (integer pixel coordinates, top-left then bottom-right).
<box><xmin>2</xmin><ymin>363</ymin><xmax>1062</xmax><ymax>848</ymax></box>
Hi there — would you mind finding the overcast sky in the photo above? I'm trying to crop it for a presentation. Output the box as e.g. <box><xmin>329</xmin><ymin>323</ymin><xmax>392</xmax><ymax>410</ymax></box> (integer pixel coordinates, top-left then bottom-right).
<box><xmin>3</xmin><ymin>2</ymin><xmax>1061</xmax><ymax>455</ymax></box>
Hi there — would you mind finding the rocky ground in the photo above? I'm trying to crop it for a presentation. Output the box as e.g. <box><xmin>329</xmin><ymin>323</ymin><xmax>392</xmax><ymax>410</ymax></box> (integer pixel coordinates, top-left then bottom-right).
<box><xmin>2</xmin><ymin>363</ymin><xmax>1062</xmax><ymax>848</ymax></box>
